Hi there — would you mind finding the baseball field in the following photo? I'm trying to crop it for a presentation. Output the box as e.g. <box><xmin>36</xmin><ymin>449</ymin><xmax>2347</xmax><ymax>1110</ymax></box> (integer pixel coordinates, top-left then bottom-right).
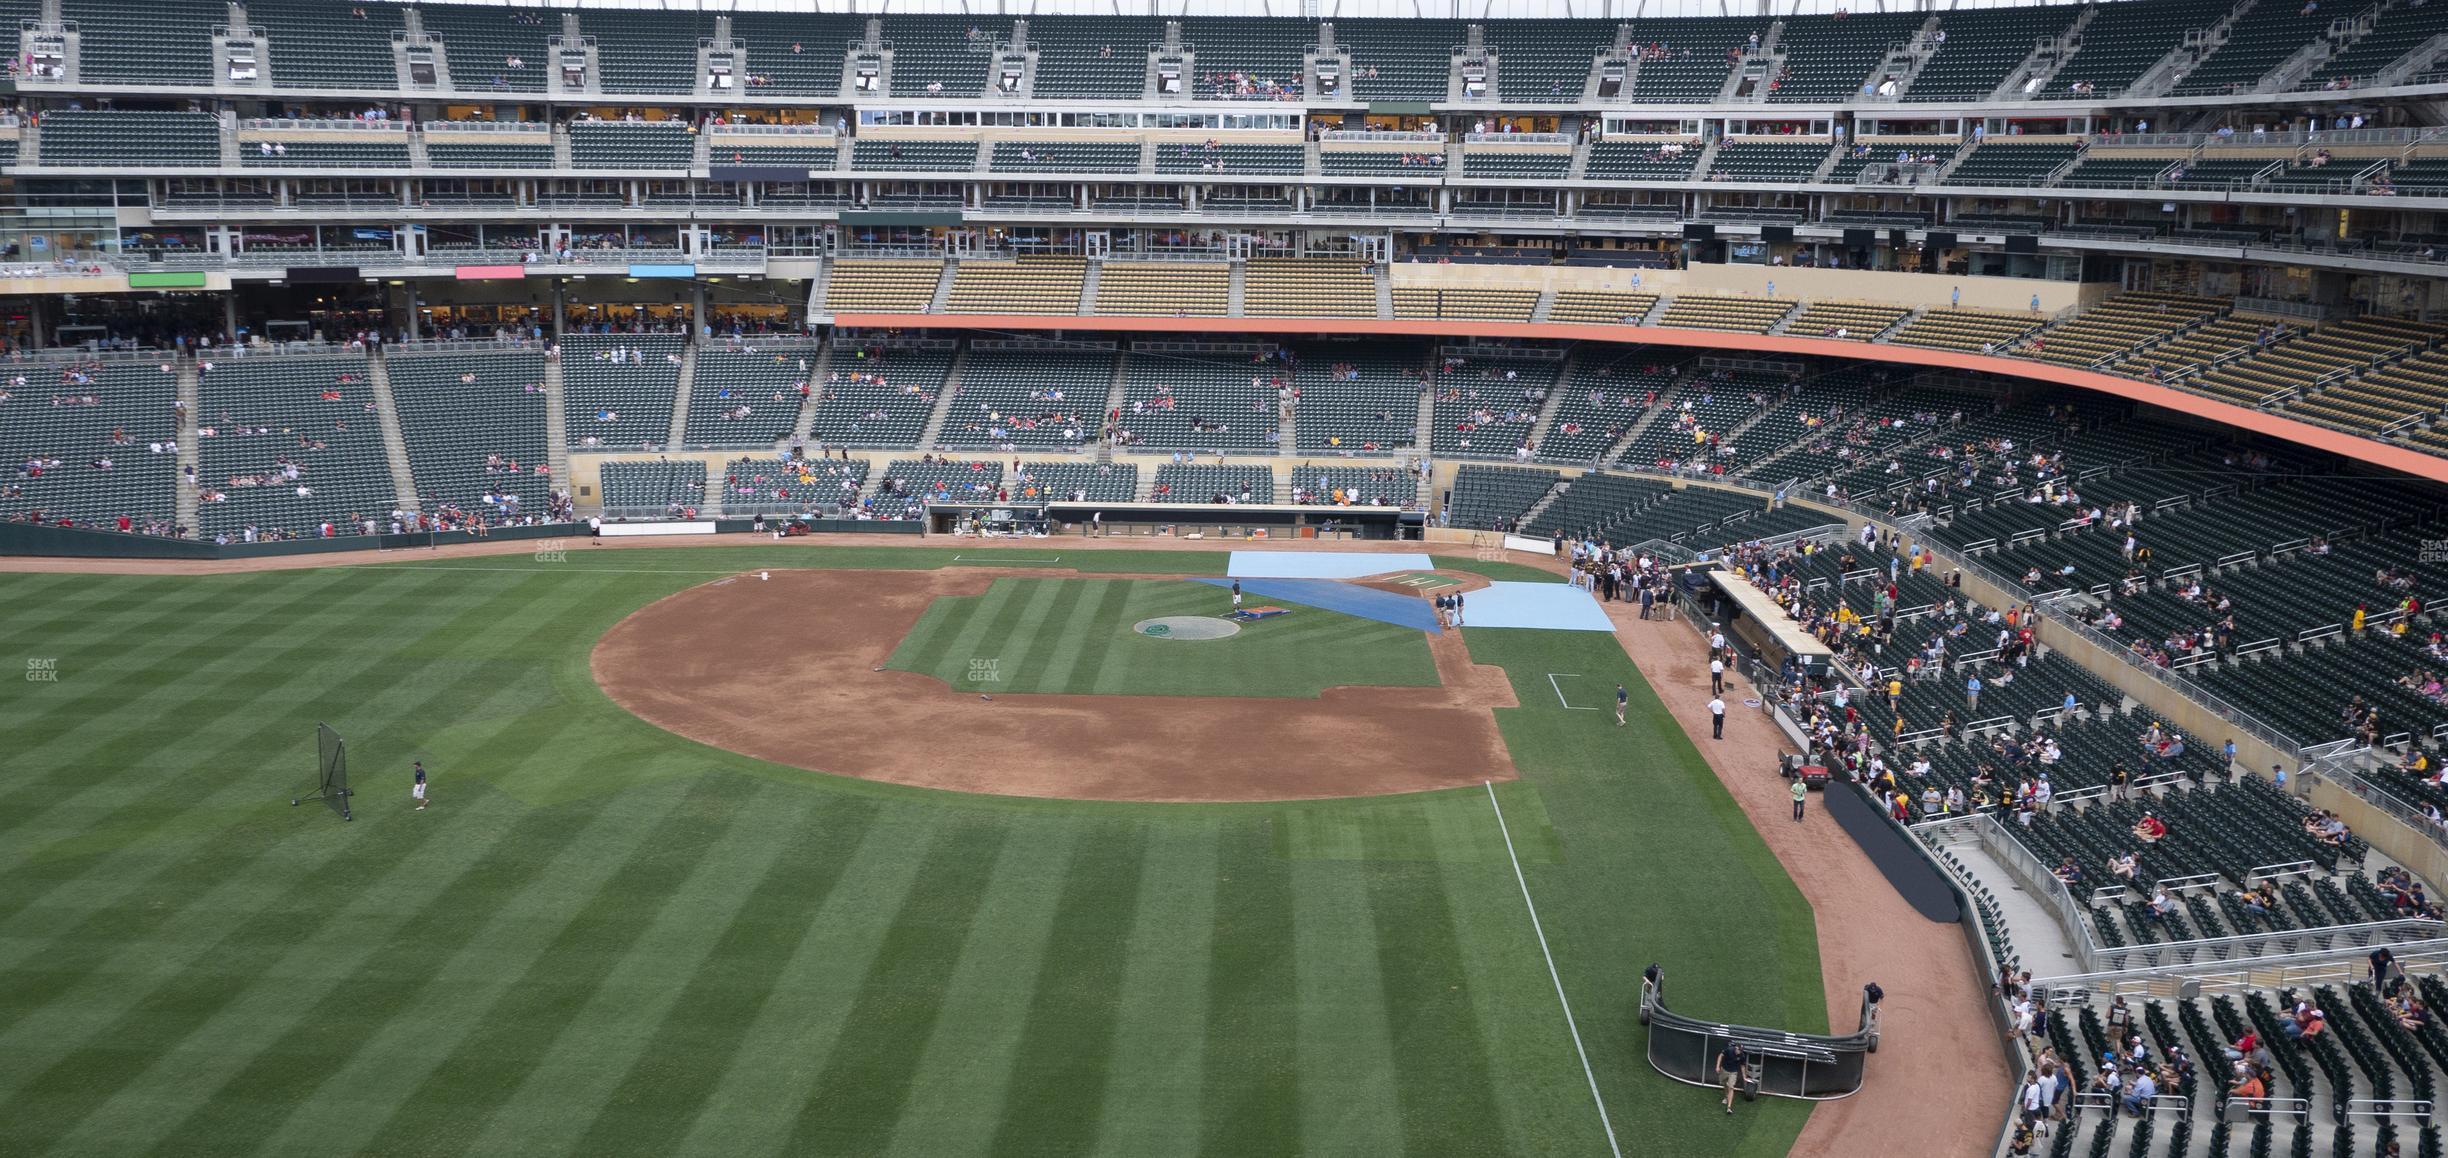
<box><xmin>0</xmin><ymin>543</ymin><xmax>1824</xmax><ymax>1157</ymax></box>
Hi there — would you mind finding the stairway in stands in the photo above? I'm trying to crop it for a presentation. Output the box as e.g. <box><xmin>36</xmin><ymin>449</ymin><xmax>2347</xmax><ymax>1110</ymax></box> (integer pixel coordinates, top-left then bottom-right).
<box><xmin>365</xmin><ymin>350</ymin><xmax>423</xmax><ymax>514</ymax></box>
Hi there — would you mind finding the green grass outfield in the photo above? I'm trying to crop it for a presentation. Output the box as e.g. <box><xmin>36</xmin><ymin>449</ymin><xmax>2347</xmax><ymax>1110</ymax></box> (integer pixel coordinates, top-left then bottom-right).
<box><xmin>0</xmin><ymin>545</ymin><xmax>1821</xmax><ymax>1157</ymax></box>
<box><xmin>887</xmin><ymin>577</ymin><xmax>1436</xmax><ymax>696</ymax></box>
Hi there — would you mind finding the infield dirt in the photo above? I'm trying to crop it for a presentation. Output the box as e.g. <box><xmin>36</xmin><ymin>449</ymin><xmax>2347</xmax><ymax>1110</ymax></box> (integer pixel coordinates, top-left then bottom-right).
<box><xmin>592</xmin><ymin>567</ymin><xmax>1521</xmax><ymax>803</ymax></box>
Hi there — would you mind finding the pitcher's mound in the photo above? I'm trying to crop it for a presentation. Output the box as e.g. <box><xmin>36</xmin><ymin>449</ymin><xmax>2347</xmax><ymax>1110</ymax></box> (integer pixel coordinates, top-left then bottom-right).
<box><xmin>1134</xmin><ymin>615</ymin><xmax>1241</xmax><ymax>640</ymax></box>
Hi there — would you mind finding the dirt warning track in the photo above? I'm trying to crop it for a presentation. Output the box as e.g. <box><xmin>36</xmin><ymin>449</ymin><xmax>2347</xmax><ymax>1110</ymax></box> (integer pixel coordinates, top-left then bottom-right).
<box><xmin>591</xmin><ymin>568</ymin><xmax>1520</xmax><ymax>803</ymax></box>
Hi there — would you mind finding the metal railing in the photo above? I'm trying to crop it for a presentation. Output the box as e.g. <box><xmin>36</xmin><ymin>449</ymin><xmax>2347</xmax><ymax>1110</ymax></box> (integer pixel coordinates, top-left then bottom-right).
<box><xmin>1319</xmin><ymin>129</ymin><xmax>1443</xmax><ymax>144</ymax></box>
<box><xmin>240</xmin><ymin>117</ymin><xmax>410</xmax><ymax>133</ymax></box>
<box><xmin>1462</xmin><ymin>131</ymin><xmax>1571</xmax><ymax>146</ymax></box>
<box><xmin>2035</xmin><ymin>929</ymin><xmax>2448</xmax><ymax>1001</ymax></box>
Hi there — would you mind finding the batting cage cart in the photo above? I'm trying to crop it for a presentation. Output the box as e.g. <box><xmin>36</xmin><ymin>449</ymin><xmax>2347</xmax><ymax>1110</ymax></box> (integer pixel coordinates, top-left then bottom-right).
<box><xmin>1638</xmin><ymin>965</ymin><xmax>1878</xmax><ymax>1100</ymax></box>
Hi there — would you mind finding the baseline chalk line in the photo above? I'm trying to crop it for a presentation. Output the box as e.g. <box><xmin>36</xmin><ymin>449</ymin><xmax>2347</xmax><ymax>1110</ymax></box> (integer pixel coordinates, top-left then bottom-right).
<box><xmin>1547</xmin><ymin>673</ymin><xmax>1599</xmax><ymax>711</ymax></box>
<box><xmin>1485</xmin><ymin>780</ymin><xmax>1624</xmax><ymax>1158</ymax></box>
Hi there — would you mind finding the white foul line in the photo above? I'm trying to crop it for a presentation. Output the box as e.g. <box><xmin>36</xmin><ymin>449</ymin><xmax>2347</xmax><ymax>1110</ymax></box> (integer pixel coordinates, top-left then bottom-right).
<box><xmin>1485</xmin><ymin>780</ymin><xmax>1624</xmax><ymax>1158</ymax></box>
<box><xmin>340</xmin><ymin>564</ymin><xmax>755</xmax><ymax>576</ymax></box>
<box><xmin>1547</xmin><ymin>672</ymin><xmax>1599</xmax><ymax>711</ymax></box>
<box><xmin>952</xmin><ymin>554</ymin><xmax>1062</xmax><ymax>563</ymax></box>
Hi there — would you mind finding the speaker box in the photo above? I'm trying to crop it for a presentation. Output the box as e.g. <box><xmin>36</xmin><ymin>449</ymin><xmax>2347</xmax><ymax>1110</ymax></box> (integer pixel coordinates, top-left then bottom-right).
<box><xmin>1762</xmin><ymin>226</ymin><xmax>1794</xmax><ymax>243</ymax></box>
<box><xmin>1926</xmin><ymin>231</ymin><xmax>1959</xmax><ymax>250</ymax></box>
<box><xmin>1683</xmin><ymin>223</ymin><xmax>1717</xmax><ymax>240</ymax></box>
<box><xmin>2006</xmin><ymin>234</ymin><xmax>2039</xmax><ymax>254</ymax></box>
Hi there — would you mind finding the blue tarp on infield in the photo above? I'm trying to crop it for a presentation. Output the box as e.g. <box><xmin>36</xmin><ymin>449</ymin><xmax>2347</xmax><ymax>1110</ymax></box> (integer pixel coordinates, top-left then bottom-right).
<box><xmin>1462</xmin><ymin>581</ymin><xmax>1617</xmax><ymax>632</ymax></box>
<box><xmin>1226</xmin><ymin>550</ymin><xmax>1434</xmax><ymax>579</ymax></box>
<box><xmin>1191</xmin><ymin>577</ymin><xmax>1442</xmax><ymax>633</ymax></box>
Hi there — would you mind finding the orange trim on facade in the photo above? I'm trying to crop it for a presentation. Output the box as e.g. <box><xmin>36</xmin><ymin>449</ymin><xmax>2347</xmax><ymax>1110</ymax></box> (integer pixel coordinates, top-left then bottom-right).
<box><xmin>832</xmin><ymin>312</ymin><xmax>2448</xmax><ymax>485</ymax></box>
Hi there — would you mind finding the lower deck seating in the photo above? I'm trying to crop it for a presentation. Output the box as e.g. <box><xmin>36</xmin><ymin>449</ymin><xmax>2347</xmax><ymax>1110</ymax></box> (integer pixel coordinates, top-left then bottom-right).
<box><xmin>721</xmin><ymin>455</ymin><xmax>866</xmax><ymax>515</ymax></box>
<box><xmin>194</xmin><ymin>354</ymin><xmax>394</xmax><ymax>536</ymax></box>
<box><xmin>1430</xmin><ymin>353</ymin><xmax>1563</xmax><ymax>458</ymax></box>
<box><xmin>384</xmin><ymin>348</ymin><xmax>554</xmax><ymax>519</ymax></box>
<box><xmin>807</xmin><ymin>343</ymin><xmax>948</xmax><ymax>448</ymax></box>
<box><xmin>870</xmin><ymin>457</ymin><xmax>1003</xmax><ymax>517</ymax></box>
<box><xmin>599</xmin><ymin>459</ymin><xmax>705</xmax><ymax>517</ymax></box>
<box><xmin>1010</xmin><ymin>460</ymin><xmax>1136</xmax><ymax>501</ymax></box>
<box><xmin>1295</xmin><ymin>343</ymin><xmax>1420</xmax><ymax>454</ymax></box>
<box><xmin>0</xmin><ymin>358</ymin><xmax>181</xmax><ymax>531</ymax></box>
<box><xmin>563</xmin><ymin>336</ymin><xmax>682</xmax><ymax>452</ymax></box>
<box><xmin>938</xmin><ymin>346</ymin><xmax>1111</xmax><ymax>450</ymax></box>
<box><xmin>1444</xmin><ymin>464</ymin><xmax>1558</xmax><ymax>529</ymax></box>
<box><xmin>1149</xmin><ymin>462</ymin><xmax>1273</xmax><ymax>503</ymax></box>
<box><xmin>1289</xmin><ymin>466</ymin><xmax>1417</xmax><ymax>507</ymax></box>
<box><xmin>683</xmin><ymin>344</ymin><xmax>814</xmax><ymax>447</ymax></box>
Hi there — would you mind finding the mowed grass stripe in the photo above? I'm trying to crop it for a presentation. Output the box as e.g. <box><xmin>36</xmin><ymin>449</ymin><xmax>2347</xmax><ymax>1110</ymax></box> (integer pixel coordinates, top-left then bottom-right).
<box><xmin>931</xmin><ymin>579</ymin><xmax>1021</xmax><ymax>687</ymax></box>
<box><xmin>781</xmin><ymin>820</ymin><xmax>1013</xmax><ymax>1157</ymax></box>
<box><xmin>978</xmin><ymin>821</ymin><xmax>1153</xmax><ymax>1155</ymax></box>
<box><xmin>0</xmin><ymin>780</ymin><xmax>460</xmax><ymax>1152</ymax></box>
<box><xmin>0</xmin><ymin>568</ymin><xmax>371</xmax><ymax>789</ymax></box>
<box><xmin>350</xmin><ymin>773</ymin><xmax>759</xmax><ymax>1151</ymax></box>
<box><xmin>976</xmin><ymin>576</ymin><xmax>1072</xmax><ymax>687</ymax></box>
<box><xmin>665</xmin><ymin>815</ymin><xmax>944</xmax><ymax>1158</ymax></box>
<box><xmin>0</xmin><ymin>571</ymin><xmax>533</xmax><ymax>873</ymax></box>
<box><xmin>880</xmin><ymin>577</ymin><xmax>974</xmax><ymax>671</ymax></box>
<box><xmin>880</xmin><ymin>821</ymin><xmax>1086</xmax><ymax>1158</ymax></box>
<box><xmin>242</xmin><ymin>773</ymin><xmax>704</xmax><ymax>1157</ymax></box>
<box><xmin>1368</xmin><ymin>853</ymin><xmax>1510</xmax><ymax>1154</ymax></box>
<box><xmin>1087</xmin><ymin>820</ymin><xmax>1219</xmax><ymax>1158</ymax></box>
<box><xmin>51</xmin><ymin>775</ymin><xmax>551</xmax><ymax>1156</ymax></box>
<box><xmin>1030</xmin><ymin>577</ymin><xmax>1115</xmax><ymax>690</ymax></box>
<box><xmin>563</xmin><ymin>797</ymin><xmax>887</xmax><ymax>1157</ymax></box>
<box><xmin>0</xmin><ymin>572</ymin><xmax>179</xmax><ymax>643</ymax></box>
<box><xmin>128</xmin><ymin>788</ymin><xmax>621</xmax><ymax>1158</ymax></box>
<box><xmin>1197</xmin><ymin>821</ymin><xmax>1301</xmax><ymax>1157</ymax></box>
<box><xmin>0</xmin><ymin>572</ymin><xmax>549</xmax><ymax>1015</ymax></box>
<box><xmin>0</xmin><ymin>570</ymin><xmax>456</xmax><ymax>845</ymax></box>
<box><xmin>458</xmin><ymin>784</ymin><xmax>825</xmax><ymax>1155</ymax></box>
<box><xmin>1289</xmin><ymin>858</ymin><xmax>1406</xmax><ymax>1153</ymax></box>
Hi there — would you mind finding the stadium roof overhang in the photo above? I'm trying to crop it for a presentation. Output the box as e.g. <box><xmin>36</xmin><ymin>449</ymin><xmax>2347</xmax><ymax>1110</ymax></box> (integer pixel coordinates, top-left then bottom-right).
<box><xmin>831</xmin><ymin>311</ymin><xmax>2448</xmax><ymax>487</ymax></box>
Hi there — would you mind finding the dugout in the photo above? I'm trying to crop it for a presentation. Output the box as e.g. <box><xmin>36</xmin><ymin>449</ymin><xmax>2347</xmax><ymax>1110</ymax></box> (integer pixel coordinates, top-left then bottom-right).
<box><xmin>924</xmin><ymin>501</ymin><xmax>1422</xmax><ymax>540</ymax></box>
<box><xmin>1703</xmin><ymin>569</ymin><xmax>1835</xmax><ymax>679</ymax></box>
<box><xmin>1639</xmin><ymin>966</ymin><xmax>1878</xmax><ymax>1101</ymax></box>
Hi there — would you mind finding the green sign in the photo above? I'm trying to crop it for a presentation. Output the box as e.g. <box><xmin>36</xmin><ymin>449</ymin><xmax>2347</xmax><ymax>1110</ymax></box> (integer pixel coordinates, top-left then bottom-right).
<box><xmin>127</xmin><ymin>271</ymin><xmax>208</xmax><ymax>290</ymax></box>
